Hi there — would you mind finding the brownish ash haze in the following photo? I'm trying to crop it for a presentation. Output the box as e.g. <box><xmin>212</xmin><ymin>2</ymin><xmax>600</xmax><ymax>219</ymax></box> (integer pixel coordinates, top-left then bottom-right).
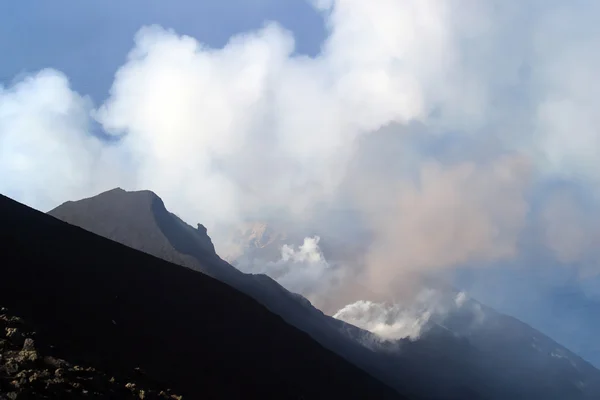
<box><xmin>2</xmin><ymin>0</ymin><xmax>600</xmax><ymax>345</ymax></box>
<box><xmin>40</xmin><ymin>188</ymin><xmax>600</xmax><ymax>400</ymax></box>
<box><xmin>216</xmin><ymin>151</ymin><xmax>532</xmax><ymax>317</ymax></box>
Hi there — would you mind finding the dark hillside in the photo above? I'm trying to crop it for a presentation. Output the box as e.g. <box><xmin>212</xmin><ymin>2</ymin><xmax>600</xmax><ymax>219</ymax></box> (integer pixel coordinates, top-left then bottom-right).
<box><xmin>47</xmin><ymin>188</ymin><xmax>600</xmax><ymax>400</ymax></box>
<box><xmin>0</xmin><ymin>305</ymin><xmax>183</xmax><ymax>399</ymax></box>
<box><xmin>0</xmin><ymin>194</ymin><xmax>403</xmax><ymax>399</ymax></box>
<box><xmin>48</xmin><ymin>189</ymin><xmax>409</xmax><ymax>395</ymax></box>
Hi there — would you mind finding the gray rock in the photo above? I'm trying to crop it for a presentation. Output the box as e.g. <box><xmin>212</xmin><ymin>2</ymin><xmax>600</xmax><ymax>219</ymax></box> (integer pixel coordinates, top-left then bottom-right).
<box><xmin>21</xmin><ymin>338</ymin><xmax>34</xmax><ymax>351</ymax></box>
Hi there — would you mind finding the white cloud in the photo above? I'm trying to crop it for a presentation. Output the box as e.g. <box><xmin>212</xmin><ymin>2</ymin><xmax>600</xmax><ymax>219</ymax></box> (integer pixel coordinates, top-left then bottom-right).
<box><xmin>531</xmin><ymin>2</ymin><xmax>600</xmax><ymax>180</ymax></box>
<box><xmin>3</xmin><ymin>0</ymin><xmax>600</xmax><ymax>302</ymax></box>
<box><xmin>0</xmin><ymin>70</ymin><xmax>125</xmax><ymax>210</ymax></box>
<box><xmin>91</xmin><ymin>13</ymin><xmax>434</xmax><ymax>228</ymax></box>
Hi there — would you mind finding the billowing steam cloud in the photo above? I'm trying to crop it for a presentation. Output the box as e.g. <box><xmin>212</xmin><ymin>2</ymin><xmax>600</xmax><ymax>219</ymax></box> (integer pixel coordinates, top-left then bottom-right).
<box><xmin>235</xmin><ymin>236</ymin><xmax>343</xmax><ymax>300</ymax></box>
<box><xmin>334</xmin><ymin>289</ymin><xmax>486</xmax><ymax>341</ymax></box>
<box><xmin>3</xmin><ymin>0</ymin><xmax>600</xmax><ymax>337</ymax></box>
<box><xmin>334</xmin><ymin>298</ymin><xmax>439</xmax><ymax>341</ymax></box>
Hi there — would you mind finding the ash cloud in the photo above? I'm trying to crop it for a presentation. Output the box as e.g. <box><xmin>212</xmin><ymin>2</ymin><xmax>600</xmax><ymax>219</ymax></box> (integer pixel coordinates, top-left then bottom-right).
<box><xmin>3</xmin><ymin>0</ymin><xmax>600</xmax><ymax>338</ymax></box>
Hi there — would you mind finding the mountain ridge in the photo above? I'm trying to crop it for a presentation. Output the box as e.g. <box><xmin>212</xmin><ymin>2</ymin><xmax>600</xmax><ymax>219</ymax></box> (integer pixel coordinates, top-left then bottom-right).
<box><xmin>47</xmin><ymin>188</ymin><xmax>600</xmax><ymax>400</ymax></box>
<box><xmin>0</xmin><ymin>192</ymin><xmax>404</xmax><ymax>399</ymax></box>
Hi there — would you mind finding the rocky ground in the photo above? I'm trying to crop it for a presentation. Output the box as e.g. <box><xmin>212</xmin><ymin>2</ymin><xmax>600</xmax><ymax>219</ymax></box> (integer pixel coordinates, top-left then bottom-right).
<box><xmin>0</xmin><ymin>306</ymin><xmax>182</xmax><ymax>400</ymax></box>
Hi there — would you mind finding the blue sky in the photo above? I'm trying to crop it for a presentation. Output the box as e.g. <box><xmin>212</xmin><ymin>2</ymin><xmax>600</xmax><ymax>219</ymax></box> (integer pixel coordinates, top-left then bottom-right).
<box><xmin>0</xmin><ymin>0</ymin><xmax>325</xmax><ymax>102</ymax></box>
<box><xmin>2</xmin><ymin>0</ymin><xmax>600</xmax><ymax>367</ymax></box>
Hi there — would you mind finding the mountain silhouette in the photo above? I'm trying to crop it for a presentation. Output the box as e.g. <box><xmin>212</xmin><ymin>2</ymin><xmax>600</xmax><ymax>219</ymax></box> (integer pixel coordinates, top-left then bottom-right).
<box><xmin>47</xmin><ymin>188</ymin><xmax>600</xmax><ymax>400</ymax></box>
<box><xmin>0</xmin><ymin>192</ymin><xmax>404</xmax><ymax>399</ymax></box>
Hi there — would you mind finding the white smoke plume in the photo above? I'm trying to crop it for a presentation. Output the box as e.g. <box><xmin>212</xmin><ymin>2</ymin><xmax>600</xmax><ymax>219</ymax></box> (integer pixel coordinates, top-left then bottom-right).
<box><xmin>334</xmin><ymin>300</ymin><xmax>433</xmax><ymax>341</ymax></box>
<box><xmin>235</xmin><ymin>236</ymin><xmax>343</xmax><ymax>300</ymax></box>
<box><xmin>3</xmin><ymin>0</ymin><xmax>600</xmax><ymax>324</ymax></box>
<box><xmin>334</xmin><ymin>289</ymin><xmax>483</xmax><ymax>341</ymax></box>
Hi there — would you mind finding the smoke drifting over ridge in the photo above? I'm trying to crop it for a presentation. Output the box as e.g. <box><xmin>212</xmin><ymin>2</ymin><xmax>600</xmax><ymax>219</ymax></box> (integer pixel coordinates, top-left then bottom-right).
<box><xmin>333</xmin><ymin>289</ymin><xmax>485</xmax><ymax>341</ymax></box>
<box><xmin>3</xmin><ymin>0</ymin><xmax>600</xmax><ymax>326</ymax></box>
<box><xmin>234</xmin><ymin>236</ymin><xmax>344</xmax><ymax>300</ymax></box>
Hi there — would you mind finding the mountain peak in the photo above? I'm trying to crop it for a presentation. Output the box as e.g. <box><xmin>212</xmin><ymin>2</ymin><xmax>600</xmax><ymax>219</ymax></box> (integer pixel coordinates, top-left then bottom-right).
<box><xmin>54</xmin><ymin>187</ymin><xmax>160</xmax><ymax>209</ymax></box>
<box><xmin>48</xmin><ymin>188</ymin><xmax>232</xmax><ymax>278</ymax></box>
<box><xmin>1</xmin><ymin>193</ymin><xmax>402</xmax><ymax>399</ymax></box>
<box><xmin>100</xmin><ymin>187</ymin><xmax>161</xmax><ymax>201</ymax></box>
<box><xmin>43</xmin><ymin>188</ymin><xmax>600</xmax><ymax>400</ymax></box>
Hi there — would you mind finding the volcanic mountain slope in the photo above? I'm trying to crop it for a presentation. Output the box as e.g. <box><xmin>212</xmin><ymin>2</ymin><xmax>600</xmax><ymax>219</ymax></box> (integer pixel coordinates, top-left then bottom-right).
<box><xmin>48</xmin><ymin>189</ymin><xmax>399</xmax><ymax>388</ymax></box>
<box><xmin>0</xmin><ymin>305</ymin><xmax>183</xmax><ymax>399</ymax></box>
<box><xmin>229</xmin><ymin>220</ymin><xmax>600</xmax><ymax>399</ymax></box>
<box><xmin>48</xmin><ymin>188</ymin><xmax>600</xmax><ymax>400</ymax></box>
<box><xmin>373</xmin><ymin>290</ymin><xmax>600</xmax><ymax>400</ymax></box>
<box><xmin>216</xmin><ymin>219</ymin><xmax>381</xmax><ymax>314</ymax></box>
<box><xmin>0</xmin><ymin>193</ymin><xmax>404</xmax><ymax>399</ymax></box>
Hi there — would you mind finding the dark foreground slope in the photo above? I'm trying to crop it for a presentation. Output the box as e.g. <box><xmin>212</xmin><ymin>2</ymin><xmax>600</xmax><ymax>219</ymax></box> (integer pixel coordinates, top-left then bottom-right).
<box><xmin>48</xmin><ymin>188</ymin><xmax>600</xmax><ymax>400</ymax></box>
<box><xmin>0</xmin><ymin>194</ymin><xmax>403</xmax><ymax>400</ymax></box>
<box><xmin>1</xmin><ymin>306</ymin><xmax>182</xmax><ymax>399</ymax></box>
<box><xmin>48</xmin><ymin>189</ymin><xmax>408</xmax><ymax>395</ymax></box>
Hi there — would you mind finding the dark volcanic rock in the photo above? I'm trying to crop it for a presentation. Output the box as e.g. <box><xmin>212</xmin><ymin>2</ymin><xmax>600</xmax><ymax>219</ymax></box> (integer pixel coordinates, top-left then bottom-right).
<box><xmin>48</xmin><ymin>189</ymin><xmax>408</xmax><ymax>395</ymax></box>
<box><xmin>0</xmin><ymin>194</ymin><xmax>402</xmax><ymax>399</ymax></box>
<box><xmin>0</xmin><ymin>306</ymin><xmax>181</xmax><ymax>399</ymax></box>
<box><xmin>47</xmin><ymin>188</ymin><xmax>600</xmax><ymax>400</ymax></box>
<box><xmin>49</xmin><ymin>188</ymin><xmax>223</xmax><ymax>277</ymax></box>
